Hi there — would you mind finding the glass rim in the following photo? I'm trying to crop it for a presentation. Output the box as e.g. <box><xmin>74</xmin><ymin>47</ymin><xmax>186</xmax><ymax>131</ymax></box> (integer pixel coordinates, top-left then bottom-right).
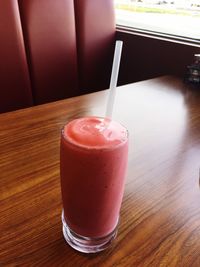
<box><xmin>61</xmin><ymin>117</ymin><xmax>129</xmax><ymax>152</ymax></box>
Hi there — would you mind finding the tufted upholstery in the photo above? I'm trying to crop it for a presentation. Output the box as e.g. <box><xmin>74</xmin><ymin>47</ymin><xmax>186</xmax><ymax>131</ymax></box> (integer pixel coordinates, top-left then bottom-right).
<box><xmin>74</xmin><ymin>0</ymin><xmax>116</xmax><ymax>93</ymax></box>
<box><xmin>0</xmin><ymin>0</ymin><xmax>33</xmax><ymax>113</ymax></box>
<box><xmin>0</xmin><ymin>0</ymin><xmax>116</xmax><ymax>113</ymax></box>
<box><xmin>19</xmin><ymin>0</ymin><xmax>79</xmax><ymax>104</ymax></box>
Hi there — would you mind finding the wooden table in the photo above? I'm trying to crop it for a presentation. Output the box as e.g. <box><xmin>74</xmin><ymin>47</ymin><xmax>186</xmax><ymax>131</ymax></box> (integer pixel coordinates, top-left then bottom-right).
<box><xmin>1</xmin><ymin>76</ymin><xmax>200</xmax><ymax>266</ymax></box>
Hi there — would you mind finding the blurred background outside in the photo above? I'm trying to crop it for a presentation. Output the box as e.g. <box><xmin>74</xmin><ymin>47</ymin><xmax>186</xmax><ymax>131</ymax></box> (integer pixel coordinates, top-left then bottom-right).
<box><xmin>114</xmin><ymin>0</ymin><xmax>200</xmax><ymax>39</ymax></box>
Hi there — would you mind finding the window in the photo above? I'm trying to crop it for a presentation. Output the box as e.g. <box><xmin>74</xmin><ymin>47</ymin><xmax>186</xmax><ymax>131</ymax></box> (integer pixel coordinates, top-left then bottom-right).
<box><xmin>114</xmin><ymin>0</ymin><xmax>200</xmax><ymax>42</ymax></box>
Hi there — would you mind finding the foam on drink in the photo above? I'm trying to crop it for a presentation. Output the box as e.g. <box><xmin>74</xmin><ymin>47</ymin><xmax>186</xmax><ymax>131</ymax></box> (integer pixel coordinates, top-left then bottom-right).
<box><xmin>63</xmin><ymin>117</ymin><xmax>127</xmax><ymax>149</ymax></box>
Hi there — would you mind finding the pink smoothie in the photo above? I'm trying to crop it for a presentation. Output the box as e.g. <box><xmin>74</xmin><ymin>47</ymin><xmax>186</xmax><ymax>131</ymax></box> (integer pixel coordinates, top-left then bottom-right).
<box><xmin>60</xmin><ymin>116</ymin><xmax>128</xmax><ymax>238</ymax></box>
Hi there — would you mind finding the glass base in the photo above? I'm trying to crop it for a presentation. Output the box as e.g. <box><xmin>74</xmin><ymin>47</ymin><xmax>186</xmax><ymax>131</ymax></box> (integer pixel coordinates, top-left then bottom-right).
<box><xmin>61</xmin><ymin>211</ymin><xmax>118</xmax><ymax>253</ymax></box>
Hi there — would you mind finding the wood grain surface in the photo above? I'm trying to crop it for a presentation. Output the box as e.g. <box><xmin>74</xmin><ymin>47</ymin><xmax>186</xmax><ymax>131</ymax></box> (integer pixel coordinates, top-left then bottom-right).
<box><xmin>0</xmin><ymin>76</ymin><xmax>200</xmax><ymax>267</ymax></box>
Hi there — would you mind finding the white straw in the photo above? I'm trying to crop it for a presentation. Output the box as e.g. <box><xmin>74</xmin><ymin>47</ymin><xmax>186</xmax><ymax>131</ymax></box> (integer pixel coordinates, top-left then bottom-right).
<box><xmin>106</xmin><ymin>40</ymin><xmax>123</xmax><ymax>118</ymax></box>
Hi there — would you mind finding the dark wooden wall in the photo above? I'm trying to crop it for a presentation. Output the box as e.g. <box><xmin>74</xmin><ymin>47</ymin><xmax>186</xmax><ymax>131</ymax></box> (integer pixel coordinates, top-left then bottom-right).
<box><xmin>117</xmin><ymin>30</ymin><xmax>200</xmax><ymax>85</ymax></box>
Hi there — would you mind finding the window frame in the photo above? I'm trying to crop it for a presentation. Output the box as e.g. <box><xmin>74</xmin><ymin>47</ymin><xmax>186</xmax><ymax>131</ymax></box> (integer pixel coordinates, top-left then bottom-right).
<box><xmin>116</xmin><ymin>24</ymin><xmax>200</xmax><ymax>48</ymax></box>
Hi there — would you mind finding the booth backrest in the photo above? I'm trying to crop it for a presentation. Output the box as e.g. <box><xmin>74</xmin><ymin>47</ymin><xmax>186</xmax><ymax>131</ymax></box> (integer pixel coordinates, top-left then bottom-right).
<box><xmin>0</xmin><ymin>0</ymin><xmax>115</xmax><ymax>113</ymax></box>
<box><xmin>0</xmin><ymin>0</ymin><xmax>33</xmax><ymax>113</ymax></box>
<box><xmin>74</xmin><ymin>0</ymin><xmax>116</xmax><ymax>93</ymax></box>
<box><xmin>19</xmin><ymin>0</ymin><xmax>79</xmax><ymax>104</ymax></box>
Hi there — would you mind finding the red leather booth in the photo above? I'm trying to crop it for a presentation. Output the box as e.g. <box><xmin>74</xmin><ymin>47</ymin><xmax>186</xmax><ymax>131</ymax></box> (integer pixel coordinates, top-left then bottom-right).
<box><xmin>19</xmin><ymin>0</ymin><xmax>79</xmax><ymax>104</ymax></box>
<box><xmin>0</xmin><ymin>0</ymin><xmax>33</xmax><ymax>113</ymax></box>
<box><xmin>0</xmin><ymin>0</ymin><xmax>116</xmax><ymax>113</ymax></box>
<box><xmin>74</xmin><ymin>0</ymin><xmax>116</xmax><ymax>93</ymax></box>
